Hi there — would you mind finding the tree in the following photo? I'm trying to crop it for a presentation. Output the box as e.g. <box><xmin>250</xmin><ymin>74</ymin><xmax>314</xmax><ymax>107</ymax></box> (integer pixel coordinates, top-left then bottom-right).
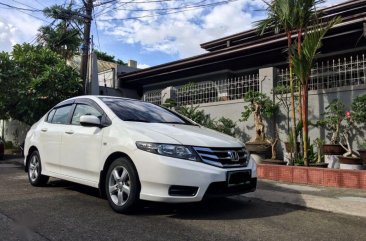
<box><xmin>351</xmin><ymin>94</ymin><xmax>366</xmax><ymax>124</ymax></box>
<box><xmin>94</xmin><ymin>50</ymin><xmax>127</xmax><ymax>65</ymax></box>
<box><xmin>240</xmin><ymin>91</ymin><xmax>277</xmax><ymax>143</ymax></box>
<box><xmin>38</xmin><ymin>24</ymin><xmax>81</xmax><ymax>60</ymax></box>
<box><xmin>256</xmin><ymin>0</ymin><xmax>299</xmax><ymax>159</ymax></box>
<box><xmin>0</xmin><ymin>44</ymin><xmax>82</xmax><ymax>125</ymax></box>
<box><xmin>38</xmin><ymin>4</ymin><xmax>83</xmax><ymax>60</ymax></box>
<box><xmin>291</xmin><ymin>17</ymin><xmax>340</xmax><ymax>165</ymax></box>
<box><xmin>317</xmin><ymin>99</ymin><xmax>345</xmax><ymax>145</ymax></box>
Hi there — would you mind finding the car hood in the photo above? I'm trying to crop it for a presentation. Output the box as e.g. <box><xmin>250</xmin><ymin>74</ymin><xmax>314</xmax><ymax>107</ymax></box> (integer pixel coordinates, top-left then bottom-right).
<box><xmin>124</xmin><ymin>122</ymin><xmax>243</xmax><ymax>148</ymax></box>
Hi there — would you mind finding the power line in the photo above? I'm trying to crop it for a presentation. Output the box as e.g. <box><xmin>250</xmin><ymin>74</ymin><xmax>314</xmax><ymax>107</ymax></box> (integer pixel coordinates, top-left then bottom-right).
<box><xmin>0</xmin><ymin>2</ymin><xmax>42</xmax><ymax>12</ymax></box>
<box><xmin>34</xmin><ymin>0</ymin><xmax>46</xmax><ymax>8</ymax></box>
<box><xmin>93</xmin><ymin>12</ymin><xmax>101</xmax><ymax>50</ymax></box>
<box><xmin>110</xmin><ymin>0</ymin><xmax>235</xmax><ymax>12</ymax></box>
<box><xmin>94</xmin><ymin>0</ymin><xmax>135</xmax><ymax>18</ymax></box>
<box><xmin>98</xmin><ymin>0</ymin><xmax>237</xmax><ymax>21</ymax></box>
<box><xmin>11</xmin><ymin>0</ymin><xmax>40</xmax><ymax>10</ymax></box>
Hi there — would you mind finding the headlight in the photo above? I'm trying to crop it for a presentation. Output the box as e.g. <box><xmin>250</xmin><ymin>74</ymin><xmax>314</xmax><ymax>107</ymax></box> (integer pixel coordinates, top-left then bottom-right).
<box><xmin>136</xmin><ymin>142</ymin><xmax>200</xmax><ymax>161</ymax></box>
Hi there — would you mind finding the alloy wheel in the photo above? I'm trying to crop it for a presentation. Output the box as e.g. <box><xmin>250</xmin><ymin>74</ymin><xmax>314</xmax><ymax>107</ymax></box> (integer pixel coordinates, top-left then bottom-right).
<box><xmin>29</xmin><ymin>155</ymin><xmax>40</xmax><ymax>182</ymax></box>
<box><xmin>108</xmin><ymin>166</ymin><xmax>131</xmax><ymax>206</ymax></box>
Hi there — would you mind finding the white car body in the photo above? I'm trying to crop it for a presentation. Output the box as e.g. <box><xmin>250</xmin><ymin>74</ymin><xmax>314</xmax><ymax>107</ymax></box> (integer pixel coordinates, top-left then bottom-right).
<box><xmin>24</xmin><ymin>96</ymin><xmax>256</xmax><ymax>204</ymax></box>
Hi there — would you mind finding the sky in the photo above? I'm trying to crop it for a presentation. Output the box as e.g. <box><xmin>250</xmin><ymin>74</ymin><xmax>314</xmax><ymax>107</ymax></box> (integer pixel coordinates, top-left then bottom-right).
<box><xmin>0</xmin><ymin>0</ymin><xmax>346</xmax><ymax>69</ymax></box>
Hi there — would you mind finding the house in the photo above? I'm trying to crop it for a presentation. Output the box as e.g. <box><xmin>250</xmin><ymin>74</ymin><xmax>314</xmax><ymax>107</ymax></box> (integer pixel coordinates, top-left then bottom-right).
<box><xmin>116</xmin><ymin>0</ymin><xmax>366</xmax><ymax>154</ymax></box>
<box><xmin>118</xmin><ymin>0</ymin><xmax>366</xmax><ymax>102</ymax></box>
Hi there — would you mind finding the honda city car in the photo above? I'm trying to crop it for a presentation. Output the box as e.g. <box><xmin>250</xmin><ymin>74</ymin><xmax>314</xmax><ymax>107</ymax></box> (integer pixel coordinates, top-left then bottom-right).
<box><xmin>24</xmin><ymin>96</ymin><xmax>257</xmax><ymax>213</ymax></box>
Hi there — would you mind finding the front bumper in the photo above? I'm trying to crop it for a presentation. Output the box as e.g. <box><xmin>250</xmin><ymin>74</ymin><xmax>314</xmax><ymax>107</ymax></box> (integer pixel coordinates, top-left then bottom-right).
<box><xmin>132</xmin><ymin>150</ymin><xmax>257</xmax><ymax>203</ymax></box>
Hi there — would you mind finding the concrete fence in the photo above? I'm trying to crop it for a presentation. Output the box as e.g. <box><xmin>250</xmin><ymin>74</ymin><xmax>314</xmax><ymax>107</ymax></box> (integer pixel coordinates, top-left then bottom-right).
<box><xmin>143</xmin><ymin>54</ymin><xmax>366</xmax><ymax>158</ymax></box>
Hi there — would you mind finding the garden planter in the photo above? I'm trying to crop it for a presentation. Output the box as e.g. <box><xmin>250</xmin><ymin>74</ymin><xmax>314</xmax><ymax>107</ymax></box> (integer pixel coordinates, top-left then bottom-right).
<box><xmin>245</xmin><ymin>143</ymin><xmax>271</xmax><ymax>159</ymax></box>
<box><xmin>324</xmin><ymin>155</ymin><xmax>340</xmax><ymax>169</ymax></box>
<box><xmin>322</xmin><ymin>144</ymin><xmax>345</xmax><ymax>155</ymax></box>
<box><xmin>339</xmin><ymin>156</ymin><xmax>363</xmax><ymax>170</ymax></box>
<box><xmin>261</xmin><ymin>159</ymin><xmax>286</xmax><ymax>165</ymax></box>
<box><xmin>309</xmin><ymin>163</ymin><xmax>329</xmax><ymax>168</ymax></box>
<box><xmin>358</xmin><ymin>149</ymin><xmax>366</xmax><ymax>164</ymax></box>
<box><xmin>284</xmin><ymin>142</ymin><xmax>300</xmax><ymax>153</ymax></box>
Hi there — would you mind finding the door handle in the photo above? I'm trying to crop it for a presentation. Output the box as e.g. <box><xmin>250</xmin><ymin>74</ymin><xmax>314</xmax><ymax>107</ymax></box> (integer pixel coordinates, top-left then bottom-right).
<box><xmin>41</xmin><ymin>128</ymin><xmax>48</xmax><ymax>132</ymax></box>
<box><xmin>65</xmin><ymin>130</ymin><xmax>74</xmax><ymax>135</ymax></box>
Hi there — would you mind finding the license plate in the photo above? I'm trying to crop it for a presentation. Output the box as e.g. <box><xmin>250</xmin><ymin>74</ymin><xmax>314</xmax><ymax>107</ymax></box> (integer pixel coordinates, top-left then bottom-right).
<box><xmin>227</xmin><ymin>171</ymin><xmax>251</xmax><ymax>187</ymax></box>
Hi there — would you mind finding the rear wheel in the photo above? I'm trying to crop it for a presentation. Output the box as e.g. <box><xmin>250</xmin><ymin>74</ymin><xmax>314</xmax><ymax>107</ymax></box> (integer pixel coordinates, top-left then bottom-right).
<box><xmin>27</xmin><ymin>150</ymin><xmax>49</xmax><ymax>186</ymax></box>
<box><xmin>105</xmin><ymin>157</ymin><xmax>140</xmax><ymax>213</ymax></box>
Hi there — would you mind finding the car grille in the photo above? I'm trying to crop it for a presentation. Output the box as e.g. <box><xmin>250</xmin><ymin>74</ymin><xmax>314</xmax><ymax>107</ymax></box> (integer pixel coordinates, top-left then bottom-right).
<box><xmin>193</xmin><ymin>147</ymin><xmax>249</xmax><ymax>168</ymax></box>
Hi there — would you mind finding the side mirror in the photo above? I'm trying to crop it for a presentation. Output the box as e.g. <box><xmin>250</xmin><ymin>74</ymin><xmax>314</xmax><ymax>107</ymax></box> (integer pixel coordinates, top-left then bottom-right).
<box><xmin>80</xmin><ymin>115</ymin><xmax>101</xmax><ymax>127</ymax></box>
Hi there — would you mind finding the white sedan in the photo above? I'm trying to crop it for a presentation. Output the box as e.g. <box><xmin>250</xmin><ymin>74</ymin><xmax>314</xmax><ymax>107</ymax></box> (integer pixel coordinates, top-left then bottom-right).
<box><xmin>24</xmin><ymin>96</ymin><xmax>257</xmax><ymax>213</ymax></box>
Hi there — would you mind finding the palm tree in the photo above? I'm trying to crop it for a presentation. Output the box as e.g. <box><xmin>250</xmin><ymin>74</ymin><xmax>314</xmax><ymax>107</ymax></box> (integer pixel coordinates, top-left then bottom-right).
<box><xmin>292</xmin><ymin>0</ymin><xmax>323</xmax><ymax>157</ymax></box>
<box><xmin>291</xmin><ymin>17</ymin><xmax>341</xmax><ymax>165</ymax></box>
<box><xmin>256</xmin><ymin>0</ymin><xmax>326</xmax><ymax>164</ymax></box>
<box><xmin>256</xmin><ymin>0</ymin><xmax>299</xmax><ymax>163</ymax></box>
<box><xmin>37</xmin><ymin>4</ymin><xmax>82</xmax><ymax>60</ymax></box>
<box><xmin>38</xmin><ymin>23</ymin><xmax>81</xmax><ymax>60</ymax></box>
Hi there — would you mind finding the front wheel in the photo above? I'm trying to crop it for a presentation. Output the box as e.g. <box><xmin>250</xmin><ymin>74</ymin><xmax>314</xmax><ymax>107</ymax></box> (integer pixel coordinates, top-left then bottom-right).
<box><xmin>27</xmin><ymin>150</ymin><xmax>49</xmax><ymax>186</ymax></box>
<box><xmin>105</xmin><ymin>158</ymin><xmax>140</xmax><ymax>213</ymax></box>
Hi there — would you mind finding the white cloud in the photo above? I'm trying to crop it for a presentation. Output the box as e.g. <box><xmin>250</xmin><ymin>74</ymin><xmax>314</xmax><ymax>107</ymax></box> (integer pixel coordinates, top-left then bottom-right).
<box><xmin>97</xmin><ymin>0</ymin><xmax>349</xmax><ymax>60</ymax></box>
<box><xmin>0</xmin><ymin>11</ymin><xmax>42</xmax><ymax>52</ymax></box>
<box><xmin>97</xmin><ymin>0</ymin><xmax>267</xmax><ymax>58</ymax></box>
<box><xmin>137</xmin><ymin>63</ymin><xmax>151</xmax><ymax>69</ymax></box>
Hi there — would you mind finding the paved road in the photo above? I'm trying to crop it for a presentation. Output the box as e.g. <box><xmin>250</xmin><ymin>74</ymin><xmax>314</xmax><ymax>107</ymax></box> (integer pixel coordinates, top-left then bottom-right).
<box><xmin>1</xmin><ymin>162</ymin><xmax>366</xmax><ymax>241</ymax></box>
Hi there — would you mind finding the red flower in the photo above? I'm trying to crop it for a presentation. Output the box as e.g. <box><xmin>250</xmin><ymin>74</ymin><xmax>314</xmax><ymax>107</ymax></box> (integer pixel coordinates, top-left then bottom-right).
<box><xmin>346</xmin><ymin>111</ymin><xmax>351</xmax><ymax>119</ymax></box>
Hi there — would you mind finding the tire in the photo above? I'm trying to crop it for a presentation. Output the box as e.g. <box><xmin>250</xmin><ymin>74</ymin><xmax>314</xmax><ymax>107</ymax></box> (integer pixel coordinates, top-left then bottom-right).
<box><xmin>27</xmin><ymin>150</ymin><xmax>49</xmax><ymax>186</ymax></box>
<box><xmin>105</xmin><ymin>157</ymin><xmax>140</xmax><ymax>213</ymax></box>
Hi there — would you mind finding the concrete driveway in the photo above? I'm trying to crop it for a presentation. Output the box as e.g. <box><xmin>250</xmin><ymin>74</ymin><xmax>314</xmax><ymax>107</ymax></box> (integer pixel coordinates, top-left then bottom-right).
<box><xmin>1</xmin><ymin>160</ymin><xmax>366</xmax><ymax>241</ymax></box>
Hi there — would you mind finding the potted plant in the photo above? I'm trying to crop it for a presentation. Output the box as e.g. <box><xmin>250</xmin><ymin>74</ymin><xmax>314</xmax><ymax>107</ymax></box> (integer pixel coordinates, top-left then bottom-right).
<box><xmin>311</xmin><ymin>138</ymin><xmax>328</xmax><ymax>168</ymax></box>
<box><xmin>357</xmin><ymin>142</ymin><xmax>366</xmax><ymax>165</ymax></box>
<box><xmin>358</xmin><ymin>143</ymin><xmax>366</xmax><ymax>164</ymax></box>
<box><xmin>351</xmin><ymin>94</ymin><xmax>366</xmax><ymax>164</ymax></box>
<box><xmin>317</xmin><ymin>100</ymin><xmax>346</xmax><ymax>155</ymax></box>
<box><xmin>240</xmin><ymin>91</ymin><xmax>278</xmax><ymax>159</ymax></box>
<box><xmin>338</xmin><ymin>111</ymin><xmax>362</xmax><ymax>168</ymax></box>
<box><xmin>273</xmin><ymin>84</ymin><xmax>301</xmax><ymax>155</ymax></box>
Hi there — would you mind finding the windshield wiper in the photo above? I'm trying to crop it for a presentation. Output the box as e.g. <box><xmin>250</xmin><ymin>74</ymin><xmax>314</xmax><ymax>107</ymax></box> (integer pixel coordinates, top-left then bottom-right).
<box><xmin>123</xmin><ymin>119</ymin><xmax>150</xmax><ymax>123</ymax></box>
<box><xmin>159</xmin><ymin>122</ymin><xmax>197</xmax><ymax>126</ymax></box>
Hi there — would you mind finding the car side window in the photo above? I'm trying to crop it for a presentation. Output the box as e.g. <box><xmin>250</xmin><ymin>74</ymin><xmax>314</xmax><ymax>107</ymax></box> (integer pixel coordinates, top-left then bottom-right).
<box><xmin>71</xmin><ymin>104</ymin><xmax>102</xmax><ymax>125</ymax></box>
<box><xmin>51</xmin><ymin>105</ymin><xmax>73</xmax><ymax>124</ymax></box>
<box><xmin>46</xmin><ymin>109</ymin><xmax>56</xmax><ymax>123</ymax></box>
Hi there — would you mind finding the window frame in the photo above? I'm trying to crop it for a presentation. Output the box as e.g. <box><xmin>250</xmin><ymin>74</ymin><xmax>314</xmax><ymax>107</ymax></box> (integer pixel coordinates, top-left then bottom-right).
<box><xmin>47</xmin><ymin>104</ymin><xmax>74</xmax><ymax>125</ymax></box>
<box><xmin>70</xmin><ymin>103</ymin><xmax>103</xmax><ymax>126</ymax></box>
<box><xmin>45</xmin><ymin>98</ymin><xmax>112</xmax><ymax>127</ymax></box>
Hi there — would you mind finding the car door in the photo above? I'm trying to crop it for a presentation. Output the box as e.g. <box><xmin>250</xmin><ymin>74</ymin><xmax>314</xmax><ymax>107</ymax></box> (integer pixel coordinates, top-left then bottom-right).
<box><xmin>37</xmin><ymin>104</ymin><xmax>74</xmax><ymax>174</ymax></box>
<box><xmin>59</xmin><ymin>101</ymin><xmax>105</xmax><ymax>183</ymax></box>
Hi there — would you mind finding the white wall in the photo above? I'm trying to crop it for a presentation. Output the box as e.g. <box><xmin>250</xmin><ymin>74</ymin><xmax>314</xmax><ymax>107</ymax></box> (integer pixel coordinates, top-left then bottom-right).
<box><xmin>0</xmin><ymin>119</ymin><xmax>29</xmax><ymax>146</ymax></box>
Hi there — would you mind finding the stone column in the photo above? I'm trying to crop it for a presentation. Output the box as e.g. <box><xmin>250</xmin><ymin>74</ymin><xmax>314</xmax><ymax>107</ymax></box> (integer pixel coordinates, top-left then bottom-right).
<box><xmin>161</xmin><ymin>86</ymin><xmax>177</xmax><ymax>105</ymax></box>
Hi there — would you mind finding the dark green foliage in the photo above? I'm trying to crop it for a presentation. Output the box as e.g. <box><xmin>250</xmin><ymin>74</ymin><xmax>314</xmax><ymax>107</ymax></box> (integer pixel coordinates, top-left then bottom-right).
<box><xmin>94</xmin><ymin>50</ymin><xmax>126</xmax><ymax>65</ymax></box>
<box><xmin>38</xmin><ymin>4</ymin><xmax>83</xmax><ymax>60</ymax></box>
<box><xmin>38</xmin><ymin>24</ymin><xmax>81</xmax><ymax>60</ymax></box>
<box><xmin>351</xmin><ymin>94</ymin><xmax>366</xmax><ymax>124</ymax></box>
<box><xmin>317</xmin><ymin>99</ymin><xmax>345</xmax><ymax>144</ymax></box>
<box><xmin>240</xmin><ymin>91</ymin><xmax>277</xmax><ymax>122</ymax></box>
<box><xmin>161</xmin><ymin>98</ymin><xmax>177</xmax><ymax>109</ymax></box>
<box><xmin>0</xmin><ymin>44</ymin><xmax>82</xmax><ymax>125</ymax></box>
<box><xmin>211</xmin><ymin>117</ymin><xmax>237</xmax><ymax>137</ymax></box>
<box><xmin>176</xmin><ymin>105</ymin><xmax>214</xmax><ymax>127</ymax></box>
<box><xmin>175</xmin><ymin>105</ymin><xmax>236</xmax><ymax>137</ymax></box>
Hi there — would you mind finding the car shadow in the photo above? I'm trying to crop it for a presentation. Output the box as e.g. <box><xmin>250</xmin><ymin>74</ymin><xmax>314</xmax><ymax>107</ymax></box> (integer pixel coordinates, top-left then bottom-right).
<box><xmin>136</xmin><ymin>195</ymin><xmax>303</xmax><ymax>220</ymax></box>
<box><xmin>48</xmin><ymin>179</ymin><xmax>102</xmax><ymax>198</ymax></box>
<box><xmin>47</xmin><ymin>179</ymin><xmax>306</xmax><ymax>221</ymax></box>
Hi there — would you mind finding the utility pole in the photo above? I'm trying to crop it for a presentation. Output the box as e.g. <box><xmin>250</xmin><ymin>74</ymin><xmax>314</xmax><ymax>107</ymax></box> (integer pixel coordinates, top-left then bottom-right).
<box><xmin>80</xmin><ymin>0</ymin><xmax>93</xmax><ymax>94</ymax></box>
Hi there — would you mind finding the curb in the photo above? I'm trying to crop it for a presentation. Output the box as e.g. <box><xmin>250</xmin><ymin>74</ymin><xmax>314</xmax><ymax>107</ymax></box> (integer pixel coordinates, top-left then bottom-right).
<box><xmin>245</xmin><ymin>188</ymin><xmax>366</xmax><ymax>218</ymax></box>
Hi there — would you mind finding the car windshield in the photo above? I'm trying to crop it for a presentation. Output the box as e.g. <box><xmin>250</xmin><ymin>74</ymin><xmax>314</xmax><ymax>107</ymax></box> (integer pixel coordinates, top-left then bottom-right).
<box><xmin>100</xmin><ymin>97</ymin><xmax>193</xmax><ymax>125</ymax></box>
